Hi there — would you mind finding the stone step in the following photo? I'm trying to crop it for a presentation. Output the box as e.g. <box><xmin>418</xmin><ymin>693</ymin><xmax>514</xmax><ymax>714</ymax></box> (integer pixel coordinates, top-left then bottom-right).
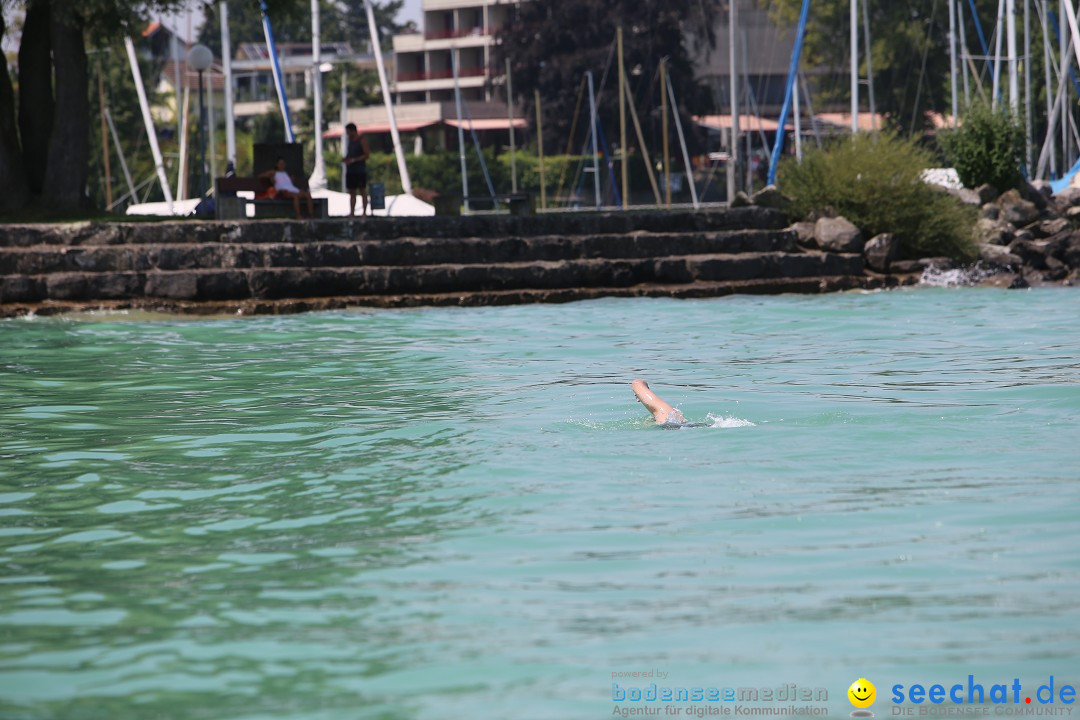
<box><xmin>0</xmin><ymin>230</ymin><xmax>798</xmax><ymax>275</ymax></box>
<box><xmin>0</xmin><ymin>207</ymin><xmax>787</xmax><ymax>248</ymax></box>
<box><xmin>0</xmin><ymin>275</ymin><xmax>883</xmax><ymax>318</ymax></box>
<box><xmin>1</xmin><ymin>252</ymin><xmax>863</xmax><ymax>304</ymax></box>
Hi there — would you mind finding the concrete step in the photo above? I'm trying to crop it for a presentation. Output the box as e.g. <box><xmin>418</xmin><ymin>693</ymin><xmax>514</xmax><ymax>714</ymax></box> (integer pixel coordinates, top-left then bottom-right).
<box><xmin>0</xmin><ymin>207</ymin><xmax>787</xmax><ymax>248</ymax></box>
<box><xmin>1</xmin><ymin>252</ymin><xmax>863</xmax><ymax>304</ymax></box>
<box><xmin>0</xmin><ymin>229</ymin><xmax>799</xmax><ymax>275</ymax></box>
<box><xmin>0</xmin><ymin>275</ymin><xmax>887</xmax><ymax>318</ymax></box>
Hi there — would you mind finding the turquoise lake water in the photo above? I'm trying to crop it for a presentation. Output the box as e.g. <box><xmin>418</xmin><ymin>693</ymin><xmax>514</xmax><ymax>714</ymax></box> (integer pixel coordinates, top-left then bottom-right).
<box><xmin>1</xmin><ymin>288</ymin><xmax>1078</xmax><ymax>719</ymax></box>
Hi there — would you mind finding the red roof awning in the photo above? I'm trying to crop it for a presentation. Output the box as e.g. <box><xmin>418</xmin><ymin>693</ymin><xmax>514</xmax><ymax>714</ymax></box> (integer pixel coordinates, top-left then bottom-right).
<box><xmin>444</xmin><ymin>118</ymin><xmax>527</xmax><ymax>131</ymax></box>
<box><xmin>694</xmin><ymin>114</ymin><xmax>786</xmax><ymax>132</ymax></box>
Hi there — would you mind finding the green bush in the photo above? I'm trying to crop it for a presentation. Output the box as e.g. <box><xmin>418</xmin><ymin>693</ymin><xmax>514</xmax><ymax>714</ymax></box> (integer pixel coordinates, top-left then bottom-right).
<box><xmin>777</xmin><ymin>132</ymin><xmax>976</xmax><ymax>261</ymax></box>
<box><xmin>939</xmin><ymin>101</ymin><xmax>1024</xmax><ymax>192</ymax></box>
<box><xmin>365</xmin><ymin>151</ymin><xmax>597</xmax><ymax>206</ymax></box>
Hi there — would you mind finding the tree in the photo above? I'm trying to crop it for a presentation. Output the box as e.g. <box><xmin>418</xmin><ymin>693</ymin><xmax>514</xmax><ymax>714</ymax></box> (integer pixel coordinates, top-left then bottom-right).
<box><xmin>495</xmin><ymin>0</ymin><xmax>719</xmax><ymax>154</ymax></box>
<box><xmin>767</xmin><ymin>0</ymin><xmax>1008</xmax><ymax>133</ymax></box>
<box><xmin>0</xmin><ymin>0</ymin><xmax>300</xmax><ymax>214</ymax></box>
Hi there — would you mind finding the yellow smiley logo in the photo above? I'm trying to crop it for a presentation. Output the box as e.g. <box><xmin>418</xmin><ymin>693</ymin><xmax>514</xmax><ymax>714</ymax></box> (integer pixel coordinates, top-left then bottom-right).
<box><xmin>848</xmin><ymin>678</ymin><xmax>876</xmax><ymax>709</ymax></box>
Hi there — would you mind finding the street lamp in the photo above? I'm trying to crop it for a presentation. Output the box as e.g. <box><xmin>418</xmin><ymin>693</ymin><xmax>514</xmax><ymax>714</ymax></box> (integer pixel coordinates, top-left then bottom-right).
<box><xmin>187</xmin><ymin>44</ymin><xmax>213</xmax><ymax>199</ymax></box>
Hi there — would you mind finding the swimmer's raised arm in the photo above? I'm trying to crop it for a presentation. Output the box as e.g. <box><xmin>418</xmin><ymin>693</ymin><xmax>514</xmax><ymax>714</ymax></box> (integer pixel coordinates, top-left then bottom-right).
<box><xmin>631</xmin><ymin>379</ymin><xmax>685</xmax><ymax>425</ymax></box>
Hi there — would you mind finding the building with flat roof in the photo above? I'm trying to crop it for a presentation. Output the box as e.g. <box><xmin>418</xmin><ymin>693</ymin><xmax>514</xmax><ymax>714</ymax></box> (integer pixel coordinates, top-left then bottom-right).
<box><xmin>692</xmin><ymin>0</ymin><xmax>798</xmax><ymax>116</ymax></box>
<box><xmin>391</xmin><ymin>0</ymin><xmax>514</xmax><ymax>104</ymax></box>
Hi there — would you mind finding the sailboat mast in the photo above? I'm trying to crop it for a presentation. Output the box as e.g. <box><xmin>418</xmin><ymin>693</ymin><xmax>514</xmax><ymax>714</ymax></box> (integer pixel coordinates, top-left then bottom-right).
<box><xmin>587</xmin><ymin>71</ymin><xmax>601</xmax><ymax>209</ymax></box>
<box><xmin>221</xmin><ymin>2</ymin><xmax>236</xmax><ymax>170</ymax></box>
<box><xmin>861</xmin><ymin>0</ymin><xmax>876</xmax><ymax>129</ymax></box>
<box><xmin>363</xmin><ymin>0</ymin><xmax>412</xmax><ymax>195</ymax></box>
<box><xmin>950</xmin><ymin>0</ymin><xmax>960</xmax><ymax>125</ymax></box>
<box><xmin>1041</xmin><ymin>0</ymin><xmax>1056</xmax><ymax>177</ymax></box>
<box><xmin>1024</xmin><ymin>0</ymin><xmax>1032</xmax><ymax>170</ymax></box>
<box><xmin>992</xmin><ymin>0</ymin><xmax>1004</xmax><ymax>109</ymax></box>
<box><xmin>309</xmin><ymin>0</ymin><xmax>327</xmax><ymax>189</ymax></box>
<box><xmin>728</xmin><ymin>0</ymin><xmax>740</xmax><ymax>201</ymax></box>
<box><xmin>1007</xmin><ymin>0</ymin><xmax>1019</xmax><ymax>112</ymax></box>
<box><xmin>850</xmin><ymin>0</ymin><xmax>858</xmax><ymax>133</ymax></box>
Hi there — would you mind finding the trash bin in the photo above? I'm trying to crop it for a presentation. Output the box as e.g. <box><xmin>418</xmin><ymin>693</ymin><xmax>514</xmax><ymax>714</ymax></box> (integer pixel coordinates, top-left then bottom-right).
<box><xmin>433</xmin><ymin>194</ymin><xmax>461</xmax><ymax>216</ymax></box>
<box><xmin>370</xmin><ymin>182</ymin><xmax>386</xmax><ymax>210</ymax></box>
<box><xmin>507</xmin><ymin>193</ymin><xmax>535</xmax><ymax>216</ymax></box>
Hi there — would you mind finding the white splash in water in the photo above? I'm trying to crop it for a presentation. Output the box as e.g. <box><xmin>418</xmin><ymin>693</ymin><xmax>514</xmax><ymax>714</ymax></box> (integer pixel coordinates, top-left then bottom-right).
<box><xmin>919</xmin><ymin>263</ymin><xmax>995</xmax><ymax>288</ymax></box>
<box><xmin>706</xmin><ymin>413</ymin><xmax>756</xmax><ymax>428</ymax></box>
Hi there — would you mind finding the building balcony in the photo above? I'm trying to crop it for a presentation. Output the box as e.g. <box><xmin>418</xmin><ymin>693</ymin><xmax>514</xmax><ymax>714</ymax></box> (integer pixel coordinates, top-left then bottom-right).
<box><xmin>395</xmin><ymin>73</ymin><xmax>487</xmax><ymax>93</ymax></box>
<box><xmin>393</xmin><ymin>33</ymin><xmax>425</xmax><ymax>53</ymax></box>
<box><xmin>421</xmin><ymin>0</ymin><xmax>497</xmax><ymax>10</ymax></box>
<box><xmin>424</xmin><ymin>26</ymin><xmax>492</xmax><ymax>40</ymax></box>
<box><xmin>397</xmin><ymin>66</ymin><xmax>487</xmax><ymax>82</ymax></box>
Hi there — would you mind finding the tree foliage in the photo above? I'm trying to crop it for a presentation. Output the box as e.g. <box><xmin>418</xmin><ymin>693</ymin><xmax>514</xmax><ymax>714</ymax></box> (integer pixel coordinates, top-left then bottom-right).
<box><xmin>0</xmin><ymin>0</ymin><xmax>194</xmax><ymax>212</ymax></box>
<box><xmin>939</xmin><ymin>101</ymin><xmax>1024</xmax><ymax>191</ymax></box>
<box><xmin>766</xmin><ymin>0</ymin><xmax>1005</xmax><ymax>132</ymax></box>
<box><xmin>0</xmin><ymin>0</ymin><xmax>402</xmax><ymax>214</ymax></box>
<box><xmin>495</xmin><ymin>0</ymin><xmax>719</xmax><ymax>154</ymax></box>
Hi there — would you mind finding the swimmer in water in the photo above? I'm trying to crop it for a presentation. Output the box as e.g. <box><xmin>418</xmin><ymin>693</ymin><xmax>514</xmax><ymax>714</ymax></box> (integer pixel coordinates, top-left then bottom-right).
<box><xmin>632</xmin><ymin>378</ymin><xmax>698</xmax><ymax>426</ymax></box>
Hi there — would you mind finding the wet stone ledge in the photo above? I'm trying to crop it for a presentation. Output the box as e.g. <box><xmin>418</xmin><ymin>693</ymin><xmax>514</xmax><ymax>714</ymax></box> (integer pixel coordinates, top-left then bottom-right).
<box><xmin>0</xmin><ymin>208</ymin><xmax>882</xmax><ymax>317</ymax></box>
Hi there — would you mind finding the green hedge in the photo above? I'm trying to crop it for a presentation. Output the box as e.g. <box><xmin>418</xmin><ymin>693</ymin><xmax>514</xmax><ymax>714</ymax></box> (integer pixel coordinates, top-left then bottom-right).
<box><xmin>777</xmin><ymin>133</ymin><xmax>977</xmax><ymax>261</ymax></box>
<box><xmin>320</xmin><ymin>148</ymin><xmax>664</xmax><ymax>206</ymax></box>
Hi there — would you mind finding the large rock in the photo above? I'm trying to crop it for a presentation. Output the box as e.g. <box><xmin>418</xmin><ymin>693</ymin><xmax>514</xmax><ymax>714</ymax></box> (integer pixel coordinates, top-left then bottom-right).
<box><xmin>1054</xmin><ymin>186</ymin><xmax>1080</xmax><ymax>208</ymax></box>
<box><xmin>1030</xmin><ymin>179</ymin><xmax>1054</xmax><ymax>198</ymax></box>
<box><xmin>1043</xmin><ymin>256</ymin><xmax>1069</xmax><ymax>281</ymax></box>
<box><xmin>1019</xmin><ymin>180</ymin><xmax>1050</xmax><ymax>210</ymax></box>
<box><xmin>731</xmin><ymin>191</ymin><xmax>752</xmax><ymax>208</ymax></box>
<box><xmin>1035</xmin><ymin>232</ymin><xmax>1072</xmax><ymax>260</ymax></box>
<box><xmin>890</xmin><ymin>257</ymin><xmax>954</xmax><ymax>274</ymax></box>
<box><xmin>1008</xmin><ymin>238</ymin><xmax>1048</xmax><ymax>269</ymax></box>
<box><xmin>789</xmin><ymin>221</ymin><xmax>817</xmax><ymax>247</ymax></box>
<box><xmin>1009</xmin><ymin>274</ymin><xmax>1030</xmax><ymax>289</ymax></box>
<box><xmin>863</xmin><ymin>233</ymin><xmax>899</xmax><ymax>272</ymax></box>
<box><xmin>997</xmin><ymin>189</ymin><xmax>1040</xmax><ymax>226</ymax></box>
<box><xmin>751</xmin><ymin>185</ymin><xmax>792</xmax><ymax>211</ymax></box>
<box><xmin>947</xmin><ymin>187</ymin><xmax>982</xmax><ymax>206</ymax></box>
<box><xmin>978</xmin><ymin>243</ymin><xmax>1023</xmax><ymax>269</ymax></box>
<box><xmin>975</xmin><ymin>184</ymin><xmax>1000</xmax><ymax>204</ymax></box>
<box><xmin>814</xmin><ymin>216</ymin><xmax>864</xmax><ymax>253</ymax></box>
<box><xmin>1033</xmin><ymin>217</ymin><xmax>1071</xmax><ymax>239</ymax></box>
<box><xmin>975</xmin><ymin>217</ymin><xmax>1014</xmax><ymax>246</ymax></box>
<box><xmin>1063</xmin><ymin>235</ymin><xmax>1080</xmax><ymax>268</ymax></box>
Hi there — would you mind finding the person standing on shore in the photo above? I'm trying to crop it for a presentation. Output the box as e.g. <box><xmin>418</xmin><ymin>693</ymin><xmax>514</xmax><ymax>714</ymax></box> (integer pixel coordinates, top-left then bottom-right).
<box><xmin>343</xmin><ymin>123</ymin><xmax>371</xmax><ymax>217</ymax></box>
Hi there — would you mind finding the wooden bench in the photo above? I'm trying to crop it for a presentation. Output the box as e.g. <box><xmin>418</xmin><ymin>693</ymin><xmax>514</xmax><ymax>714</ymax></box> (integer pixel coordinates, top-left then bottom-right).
<box><xmin>215</xmin><ymin>176</ymin><xmax>329</xmax><ymax>220</ymax></box>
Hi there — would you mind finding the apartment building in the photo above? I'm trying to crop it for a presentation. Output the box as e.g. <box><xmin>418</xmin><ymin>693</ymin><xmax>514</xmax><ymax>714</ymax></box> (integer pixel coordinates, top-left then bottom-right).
<box><xmin>391</xmin><ymin>0</ymin><xmax>514</xmax><ymax>104</ymax></box>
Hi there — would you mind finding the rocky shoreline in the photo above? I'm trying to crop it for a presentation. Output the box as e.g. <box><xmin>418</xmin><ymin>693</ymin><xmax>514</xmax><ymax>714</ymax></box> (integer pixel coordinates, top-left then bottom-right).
<box><xmin>746</xmin><ymin>180</ymin><xmax>1080</xmax><ymax>291</ymax></box>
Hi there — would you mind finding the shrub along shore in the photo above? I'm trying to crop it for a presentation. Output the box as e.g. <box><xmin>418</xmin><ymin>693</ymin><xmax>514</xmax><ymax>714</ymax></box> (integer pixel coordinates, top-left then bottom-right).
<box><xmin>769</xmin><ymin>128</ymin><xmax>1079</xmax><ymax>288</ymax></box>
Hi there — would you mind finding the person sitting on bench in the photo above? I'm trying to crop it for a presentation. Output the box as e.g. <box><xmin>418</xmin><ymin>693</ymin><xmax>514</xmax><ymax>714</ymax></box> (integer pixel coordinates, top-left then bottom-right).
<box><xmin>259</xmin><ymin>158</ymin><xmax>315</xmax><ymax>219</ymax></box>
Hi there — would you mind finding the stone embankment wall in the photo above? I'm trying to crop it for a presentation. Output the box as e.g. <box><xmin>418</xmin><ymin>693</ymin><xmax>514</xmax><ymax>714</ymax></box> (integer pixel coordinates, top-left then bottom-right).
<box><xmin>1</xmin><ymin>209</ymin><xmax>905</xmax><ymax>318</ymax></box>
